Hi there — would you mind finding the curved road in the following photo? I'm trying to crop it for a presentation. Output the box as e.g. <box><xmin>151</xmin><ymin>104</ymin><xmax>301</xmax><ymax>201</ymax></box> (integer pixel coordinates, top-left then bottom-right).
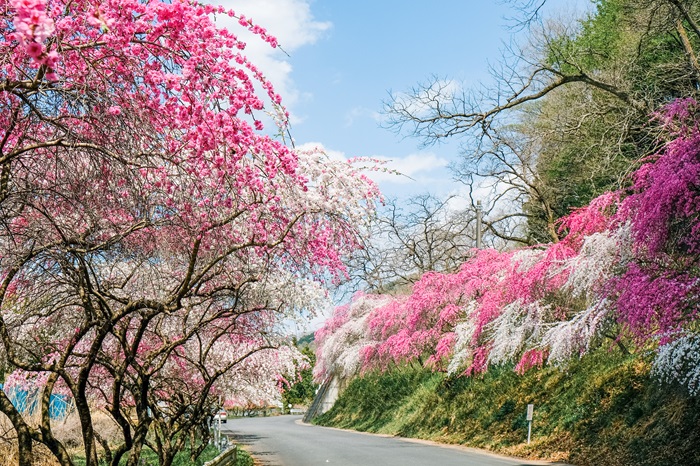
<box><xmin>222</xmin><ymin>415</ymin><xmax>564</xmax><ymax>466</ymax></box>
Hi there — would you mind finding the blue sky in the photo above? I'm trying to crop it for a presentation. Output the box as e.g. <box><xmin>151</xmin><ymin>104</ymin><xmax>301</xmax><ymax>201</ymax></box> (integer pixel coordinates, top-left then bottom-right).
<box><xmin>217</xmin><ymin>1</ymin><xmax>591</xmax><ymax>202</ymax></box>
<box><xmin>211</xmin><ymin>1</ymin><xmax>592</xmax><ymax>330</ymax></box>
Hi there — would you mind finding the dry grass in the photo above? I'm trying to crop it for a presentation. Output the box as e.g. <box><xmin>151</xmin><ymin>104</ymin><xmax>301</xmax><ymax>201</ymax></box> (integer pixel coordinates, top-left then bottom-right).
<box><xmin>0</xmin><ymin>406</ymin><xmax>124</xmax><ymax>465</ymax></box>
<box><xmin>51</xmin><ymin>407</ymin><xmax>123</xmax><ymax>451</ymax></box>
<box><xmin>0</xmin><ymin>443</ymin><xmax>64</xmax><ymax>466</ymax></box>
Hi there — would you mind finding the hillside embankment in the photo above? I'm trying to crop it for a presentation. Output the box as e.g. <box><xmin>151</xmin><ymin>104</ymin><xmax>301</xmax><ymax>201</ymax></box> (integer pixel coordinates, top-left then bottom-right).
<box><xmin>314</xmin><ymin>349</ymin><xmax>700</xmax><ymax>466</ymax></box>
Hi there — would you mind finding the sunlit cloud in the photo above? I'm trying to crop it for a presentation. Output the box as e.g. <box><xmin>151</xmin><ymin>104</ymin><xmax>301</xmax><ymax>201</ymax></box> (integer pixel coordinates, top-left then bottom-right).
<box><xmin>296</xmin><ymin>142</ymin><xmax>450</xmax><ymax>186</ymax></box>
<box><xmin>370</xmin><ymin>152</ymin><xmax>449</xmax><ymax>184</ymax></box>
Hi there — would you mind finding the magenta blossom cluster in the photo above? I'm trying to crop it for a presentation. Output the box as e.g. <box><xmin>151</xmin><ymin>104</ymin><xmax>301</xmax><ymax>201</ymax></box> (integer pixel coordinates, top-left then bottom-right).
<box><xmin>9</xmin><ymin>0</ymin><xmax>57</xmax><ymax>64</ymax></box>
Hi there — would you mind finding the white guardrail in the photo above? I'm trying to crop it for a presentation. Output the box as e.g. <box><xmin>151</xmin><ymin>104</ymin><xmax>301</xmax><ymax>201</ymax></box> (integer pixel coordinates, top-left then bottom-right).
<box><xmin>203</xmin><ymin>445</ymin><xmax>237</xmax><ymax>466</ymax></box>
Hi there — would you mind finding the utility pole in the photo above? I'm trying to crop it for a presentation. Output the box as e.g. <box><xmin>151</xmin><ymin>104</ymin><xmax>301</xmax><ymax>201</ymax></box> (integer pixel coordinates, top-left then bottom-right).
<box><xmin>475</xmin><ymin>200</ymin><xmax>483</xmax><ymax>249</ymax></box>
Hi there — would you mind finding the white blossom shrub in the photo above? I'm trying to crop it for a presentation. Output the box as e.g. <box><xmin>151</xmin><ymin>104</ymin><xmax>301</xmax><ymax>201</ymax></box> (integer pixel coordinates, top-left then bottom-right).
<box><xmin>652</xmin><ymin>333</ymin><xmax>700</xmax><ymax>396</ymax></box>
<box><xmin>447</xmin><ymin>302</ymin><xmax>478</xmax><ymax>375</ymax></box>
<box><xmin>487</xmin><ymin>300</ymin><xmax>549</xmax><ymax>366</ymax></box>
<box><xmin>541</xmin><ymin>299</ymin><xmax>613</xmax><ymax>365</ymax></box>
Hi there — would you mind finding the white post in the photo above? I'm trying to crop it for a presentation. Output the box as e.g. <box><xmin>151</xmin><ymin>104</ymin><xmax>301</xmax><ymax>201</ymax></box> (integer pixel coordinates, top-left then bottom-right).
<box><xmin>215</xmin><ymin>416</ymin><xmax>220</xmax><ymax>449</ymax></box>
<box><xmin>216</xmin><ymin>395</ymin><xmax>222</xmax><ymax>449</ymax></box>
<box><xmin>526</xmin><ymin>403</ymin><xmax>534</xmax><ymax>444</ymax></box>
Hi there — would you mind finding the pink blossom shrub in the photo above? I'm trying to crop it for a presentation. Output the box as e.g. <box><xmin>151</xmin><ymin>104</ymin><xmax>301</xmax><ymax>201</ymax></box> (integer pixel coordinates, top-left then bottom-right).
<box><xmin>315</xmin><ymin>99</ymin><xmax>700</xmax><ymax>396</ymax></box>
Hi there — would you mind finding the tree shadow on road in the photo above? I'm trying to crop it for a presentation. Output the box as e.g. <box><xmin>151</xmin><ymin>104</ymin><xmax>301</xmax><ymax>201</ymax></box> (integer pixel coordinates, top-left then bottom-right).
<box><xmin>225</xmin><ymin>431</ymin><xmax>281</xmax><ymax>465</ymax></box>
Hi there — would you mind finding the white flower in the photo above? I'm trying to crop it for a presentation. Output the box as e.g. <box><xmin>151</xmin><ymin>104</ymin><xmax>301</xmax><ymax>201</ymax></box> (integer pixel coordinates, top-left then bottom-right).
<box><xmin>652</xmin><ymin>333</ymin><xmax>700</xmax><ymax>396</ymax></box>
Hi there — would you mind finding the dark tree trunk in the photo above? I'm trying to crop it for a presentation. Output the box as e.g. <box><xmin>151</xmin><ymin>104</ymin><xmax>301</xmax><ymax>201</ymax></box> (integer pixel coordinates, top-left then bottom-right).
<box><xmin>0</xmin><ymin>391</ymin><xmax>34</xmax><ymax>466</ymax></box>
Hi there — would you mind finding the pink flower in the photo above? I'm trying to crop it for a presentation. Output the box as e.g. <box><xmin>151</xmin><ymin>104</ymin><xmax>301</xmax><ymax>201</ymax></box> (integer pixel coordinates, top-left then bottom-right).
<box><xmin>25</xmin><ymin>41</ymin><xmax>43</xmax><ymax>58</ymax></box>
<box><xmin>10</xmin><ymin>0</ymin><xmax>55</xmax><ymax>44</ymax></box>
<box><xmin>45</xmin><ymin>50</ymin><xmax>59</xmax><ymax>67</ymax></box>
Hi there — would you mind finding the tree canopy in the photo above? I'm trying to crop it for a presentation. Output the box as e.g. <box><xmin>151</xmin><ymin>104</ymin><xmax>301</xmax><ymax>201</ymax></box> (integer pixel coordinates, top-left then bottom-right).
<box><xmin>385</xmin><ymin>0</ymin><xmax>700</xmax><ymax>244</ymax></box>
<box><xmin>0</xmin><ymin>1</ymin><xmax>380</xmax><ymax>465</ymax></box>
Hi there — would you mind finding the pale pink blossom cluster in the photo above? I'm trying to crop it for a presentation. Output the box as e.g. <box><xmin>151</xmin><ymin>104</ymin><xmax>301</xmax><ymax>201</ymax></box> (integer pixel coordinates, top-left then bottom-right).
<box><xmin>313</xmin><ymin>293</ymin><xmax>391</xmax><ymax>382</ymax></box>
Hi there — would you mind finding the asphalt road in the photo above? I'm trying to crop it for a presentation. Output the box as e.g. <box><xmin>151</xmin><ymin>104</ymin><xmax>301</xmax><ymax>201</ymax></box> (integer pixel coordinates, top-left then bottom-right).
<box><xmin>222</xmin><ymin>415</ymin><xmax>562</xmax><ymax>466</ymax></box>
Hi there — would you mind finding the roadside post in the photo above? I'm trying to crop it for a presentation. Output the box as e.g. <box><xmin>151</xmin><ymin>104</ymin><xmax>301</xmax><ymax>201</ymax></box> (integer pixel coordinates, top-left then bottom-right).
<box><xmin>216</xmin><ymin>395</ymin><xmax>222</xmax><ymax>450</ymax></box>
<box><xmin>526</xmin><ymin>404</ymin><xmax>534</xmax><ymax>444</ymax></box>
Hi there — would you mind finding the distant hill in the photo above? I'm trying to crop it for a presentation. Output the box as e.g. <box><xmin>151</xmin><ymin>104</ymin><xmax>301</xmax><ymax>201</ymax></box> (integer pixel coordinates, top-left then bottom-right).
<box><xmin>296</xmin><ymin>333</ymin><xmax>315</xmax><ymax>349</ymax></box>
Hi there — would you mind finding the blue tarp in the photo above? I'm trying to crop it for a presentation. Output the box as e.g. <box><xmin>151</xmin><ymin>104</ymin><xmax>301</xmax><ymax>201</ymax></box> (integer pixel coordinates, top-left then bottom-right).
<box><xmin>0</xmin><ymin>383</ymin><xmax>71</xmax><ymax>420</ymax></box>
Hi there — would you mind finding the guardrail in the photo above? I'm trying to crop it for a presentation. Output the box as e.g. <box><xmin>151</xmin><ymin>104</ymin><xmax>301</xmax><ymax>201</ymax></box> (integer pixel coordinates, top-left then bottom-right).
<box><xmin>203</xmin><ymin>445</ymin><xmax>237</xmax><ymax>466</ymax></box>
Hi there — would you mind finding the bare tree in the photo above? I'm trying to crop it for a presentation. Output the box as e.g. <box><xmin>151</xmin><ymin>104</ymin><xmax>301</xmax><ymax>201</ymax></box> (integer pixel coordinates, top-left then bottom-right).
<box><xmin>344</xmin><ymin>194</ymin><xmax>491</xmax><ymax>294</ymax></box>
<box><xmin>453</xmin><ymin>125</ymin><xmax>558</xmax><ymax>244</ymax></box>
<box><xmin>384</xmin><ymin>0</ymin><xmax>700</xmax><ymax>245</ymax></box>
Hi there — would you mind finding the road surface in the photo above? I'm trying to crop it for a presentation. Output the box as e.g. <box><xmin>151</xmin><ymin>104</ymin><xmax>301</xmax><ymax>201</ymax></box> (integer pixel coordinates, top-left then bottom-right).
<box><xmin>223</xmin><ymin>415</ymin><xmax>563</xmax><ymax>466</ymax></box>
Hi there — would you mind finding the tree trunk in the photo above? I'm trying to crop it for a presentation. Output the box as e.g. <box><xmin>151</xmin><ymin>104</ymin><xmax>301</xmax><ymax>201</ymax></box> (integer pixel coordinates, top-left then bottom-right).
<box><xmin>38</xmin><ymin>374</ymin><xmax>74</xmax><ymax>466</ymax></box>
<box><xmin>676</xmin><ymin>19</ymin><xmax>700</xmax><ymax>78</ymax></box>
<box><xmin>16</xmin><ymin>422</ymin><xmax>34</xmax><ymax>466</ymax></box>
<box><xmin>0</xmin><ymin>391</ymin><xmax>34</xmax><ymax>465</ymax></box>
<box><xmin>126</xmin><ymin>402</ymin><xmax>151</xmax><ymax>466</ymax></box>
<box><xmin>74</xmin><ymin>395</ymin><xmax>99</xmax><ymax>466</ymax></box>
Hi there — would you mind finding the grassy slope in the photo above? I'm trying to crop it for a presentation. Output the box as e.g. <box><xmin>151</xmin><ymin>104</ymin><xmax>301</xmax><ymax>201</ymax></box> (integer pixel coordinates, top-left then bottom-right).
<box><xmin>314</xmin><ymin>349</ymin><xmax>700</xmax><ymax>466</ymax></box>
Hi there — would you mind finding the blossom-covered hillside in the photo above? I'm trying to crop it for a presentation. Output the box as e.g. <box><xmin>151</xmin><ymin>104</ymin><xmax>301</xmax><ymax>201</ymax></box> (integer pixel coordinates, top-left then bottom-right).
<box><xmin>316</xmin><ymin>99</ymin><xmax>700</xmax><ymax>396</ymax></box>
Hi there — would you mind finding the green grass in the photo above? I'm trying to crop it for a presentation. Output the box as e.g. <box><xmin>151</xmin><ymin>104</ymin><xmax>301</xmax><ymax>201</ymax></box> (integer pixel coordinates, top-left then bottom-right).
<box><xmin>314</xmin><ymin>349</ymin><xmax>700</xmax><ymax>466</ymax></box>
<box><xmin>71</xmin><ymin>442</ymin><xmax>257</xmax><ymax>466</ymax></box>
<box><xmin>72</xmin><ymin>443</ymin><xmax>220</xmax><ymax>466</ymax></box>
<box><xmin>235</xmin><ymin>447</ymin><xmax>254</xmax><ymax>466</ymax></box>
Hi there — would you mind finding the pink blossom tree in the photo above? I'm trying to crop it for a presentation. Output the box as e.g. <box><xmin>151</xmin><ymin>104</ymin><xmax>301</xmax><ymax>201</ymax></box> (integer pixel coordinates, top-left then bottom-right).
<box><xmin>0</xmin><ymin>1</ymin><xmax>380</xmax><ymax>465</ymax></box>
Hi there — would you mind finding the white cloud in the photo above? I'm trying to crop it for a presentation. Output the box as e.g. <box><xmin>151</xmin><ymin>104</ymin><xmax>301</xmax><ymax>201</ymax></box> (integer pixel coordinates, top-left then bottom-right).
<box><xmin>344</xmin><ymin>106</ymin><xmax>382</xmax><ymax>127</ymax></box>
<box><xmin>213</xmin><ymin>0</ymin><xmax>331</xmax><ymax>112</ymax></box>
<box><xmin>296</xmin><ymin>142</ymin><xmax>450</xmax><ymax>185</ymax></box>
<box><xmin>371</xmin><ymin>152</ymin><xmax>449</xmax><ymax>184</ymax></box>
